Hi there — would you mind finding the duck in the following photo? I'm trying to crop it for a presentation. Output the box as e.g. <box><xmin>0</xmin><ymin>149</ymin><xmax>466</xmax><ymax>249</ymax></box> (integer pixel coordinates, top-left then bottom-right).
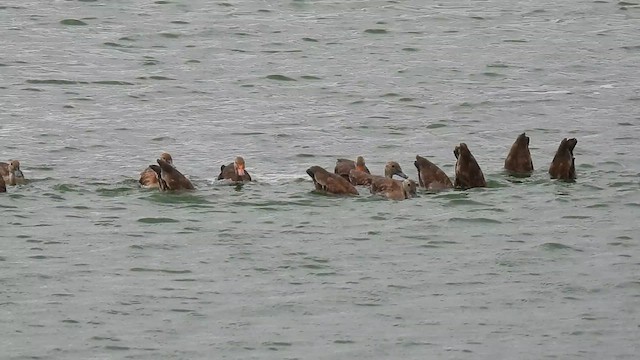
<box><xmin>504</xmin><ymin>132</ymin><xmax>534</xmax><ymax>176</ymax></box>
<box><xmin>414</xmin><ymin>155</ymin><xmax>453</xmax><ymax>190</ymax></box>
<box><xmin>454</xmin><ymin>143</ymin><xmax>487</xmax><ymax>189</ymax></box>
<box><xmin>0</xmin><ymin>172</ymin><xmax>5</xmax><ymax>193</ymax></box>
<box><xmin>139</xmin><ymin>152</ymin><xmax>173</xmax><ymax>188</ymax></box>
<box><xmin>307</xmin><ymin>165</ymin><xmax>358</xmax><ymax>195</ymax></box>
<box><xmin>370</xmin><ymin>178</ymin><xmax>417</xmax><ymax>200</ymax></box>
<box><xmin>151</xmin><ymin>158</ymin><xmax>195</xmax><ymax>191</ymax></box>
<box><xmin>348</xmin><ymin>161</ymin><xmax>408</xmax><ymax>186</ymax></box>
<box><xmin>0</xmin><ymin>160</ymin><xmax>26</xmax><ymax>186</ymax></box>
<box><xmin>549</xmin><ymin>138</ymin><xmax>577</xmax><ymax>181</ymax></box>
<box><xmin>334</xmin><ymin>156</ymin><xmax>370</xmax><ymax>181</ymax></box>
<box><xmin>218</xmin><ymin>156</ymin><xmax>252</xmax><ymax>182</ymax></box>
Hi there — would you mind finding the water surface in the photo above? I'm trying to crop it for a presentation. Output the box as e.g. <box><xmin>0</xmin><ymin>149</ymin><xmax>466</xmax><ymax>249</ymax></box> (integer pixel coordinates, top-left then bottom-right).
<box><xmin>1</xmin><ymin>0</ymin><xmax>639</xmax><ymax>359</ymax></box>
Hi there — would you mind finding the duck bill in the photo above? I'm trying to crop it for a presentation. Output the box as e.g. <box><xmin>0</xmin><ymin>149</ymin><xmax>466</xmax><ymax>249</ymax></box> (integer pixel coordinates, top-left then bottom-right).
<box><xmin>13</xmin><ymin>169</ymin><xmax>24</xmax><ymax>179</ymax></box>
<box><xmin>236</xmin><ymin>166</ymin><xmax>245</xmax><ymax>176</ymax></box>
<box><xmin>395</xmin><ymin>171</ymin><xmax>408</xmax><ymax>179</ymax></box>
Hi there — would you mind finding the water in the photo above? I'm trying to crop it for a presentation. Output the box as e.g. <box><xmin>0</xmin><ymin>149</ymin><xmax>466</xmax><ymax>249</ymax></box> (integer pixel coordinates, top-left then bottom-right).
<box><xmin>1</xmin><ymin>0</ymin><xmax>639</xmax><ymax>358</ymax></box>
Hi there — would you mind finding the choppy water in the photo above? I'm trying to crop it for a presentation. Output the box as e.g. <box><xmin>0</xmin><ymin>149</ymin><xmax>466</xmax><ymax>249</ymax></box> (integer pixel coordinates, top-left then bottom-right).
<box><xmin>2</xmin><ymin>0</ymin><xmax>640</xmax><ymax>359</ymax></box>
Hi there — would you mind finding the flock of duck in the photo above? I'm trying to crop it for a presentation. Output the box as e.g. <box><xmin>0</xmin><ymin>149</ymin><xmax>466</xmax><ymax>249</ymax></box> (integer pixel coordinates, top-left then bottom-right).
<box><xmin>0</xmin><ymin>133</ymin><xmax>578</xmax><ymax>199</ymax></box>
<box><xmin>306</xmin><ymin>133</ymin><xmax>577</xmax><ymax>200</ymax></box>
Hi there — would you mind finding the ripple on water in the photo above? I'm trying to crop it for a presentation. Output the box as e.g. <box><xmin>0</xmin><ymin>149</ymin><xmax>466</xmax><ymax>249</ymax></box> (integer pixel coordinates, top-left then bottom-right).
<box><xmin>104</xmin><ymin>345</ymin><xmax>130</xmax><ymax>351</ymax></box>
<box><xmin>144</xmin><ymin>192</ymin><xmax>210</xmax><ymax>205</ymax></box>
<box><xmin>138</xmin><ymin>75</ymin><xmax>175</xmax><ymax>80</ymax></box>
<box><xmin>266</xmin><ymin>74</ymin><xmax>296</xmax><ymax>81</ymax></box>
<box><xmin>429</xmin><ymin>240</ymin><xmax>459</xmax><ymax>245</ymax></box>
<box><xmin>364</xmin><ymin>28</ymin><xmax>388</xmax><ymax>34</ymax></box>
<box><xmin>615</xmin><ymin>281</ymin><xmax>640</xmax><ymax>290</ymax></box>
<box><xmin>137</xmin><ymin>217</ymin><xmax>180</xmax><ymax>224</ymax></box>
<box><xmin>151</xmin><ymin>136</ymin><xmax>175</xmax><ymax>142</ymax></box>
<box><xmin>52</xmin><ymin>184</ymin><xmax>85</xmax><ymax>193</ymax></box>
<box><xmin>446</xmin><ymin>198</ymin><xmax>489</xmax><ymax>206</ymax></box>
<box><xmin>426</xmin><ymin>122</ymin><xmax>448</xmax><ymax>129</ymax></box>
<box><xmin>561</xmin><ymin>215</ymin><xmax>591</xmax><ymax>220</ymax></box>
<box><xmin>26</xmin><ymin>79</ymin><xmax>79</xmax><ymax>85</ymax></box>
<box><xmin>60</xmin><ymin>19</ymin><xmax>87</xmax><ymax>26</ymax></box>
<box><xmin>609</xmin><ymin>181</ymin><xmax>637</xmax><ymax>188</ymax></box>
<box><xmin>159</xmin><ymin>32</ymin><xmax>181</xmax><ymax>38</ymax></box>
<box><xmin>539</xmin><ymin>243</ymin><xmax>583</xmax><ymax>252</ymax></box>
<box><xmin>103</xmin><ymin>42</ymin><xmax>135</xmax><ymax>49</ymax></box>
<box><xmin>92</xmin><ymin>80</ymin><xmax>135</xmax><ymax>85</ymax></box>
<box><xmin>448</xmin><ymin>217</ymin><xmax>502</xmax><ymax>224</ymax></box>
<box><xmin>334</xmin><ymin>339</ymin><xmax>356</xmax><ymax>344</ymax></box>
<box><xmin>97</xmin><ymin>187</ymin><xmax>134</xmax><ymax>197</ymax></box>
<box><xmin>130</xmin><ymin>268</ymin><xmax>192</xmax><ymax>274</ymax></box>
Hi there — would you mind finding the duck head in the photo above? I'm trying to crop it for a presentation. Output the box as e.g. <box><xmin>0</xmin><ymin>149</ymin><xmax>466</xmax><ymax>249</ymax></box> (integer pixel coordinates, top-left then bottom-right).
<box><xmin>384</xmin><ymin>161</ymin><xmax>408</xmax><ymax>179</ymax></box>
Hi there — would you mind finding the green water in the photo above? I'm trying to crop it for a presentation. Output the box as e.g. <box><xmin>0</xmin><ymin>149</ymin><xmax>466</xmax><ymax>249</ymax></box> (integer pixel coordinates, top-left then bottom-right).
<box><xmin>1</xmin><ymin>0</ymin><xmax>639</xmax><ymax>358</ymax></box>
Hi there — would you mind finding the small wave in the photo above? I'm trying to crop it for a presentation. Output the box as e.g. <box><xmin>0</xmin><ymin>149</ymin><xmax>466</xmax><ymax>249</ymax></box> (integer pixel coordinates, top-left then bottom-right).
<box><xmin>96</xmin><ymin>187</ymin><xmax>134</xmax><ymax>197</ymax></box>
<box><xmin>130</xmin><ymin>267</ymin><xmax>191</xmax><ymax>274</ymax></box>
<box><xmin>447</xmin><ymin>199</ymin><xmax>488</xmax><ymax>206</ymax></box>
<box><xmin>137</xmin><ymin>217</ymin><xmax>179</xmax><ymax>224</ymax></box>
<box><xmin>266</xmin><ymin>74</ymin><xmax>296</xmax><ymax>81</ymax></box>
<box><xmin>92</xmin><ymin>80</ymin><xmax>135</xmax><ymax>85</ymax></box>
<box><xmin>448</xmin><ymin>217</ymin><xmax>502</xmax><ymax>224</ymax></box>
<box><xmin>364</xmin><ymin>29</ymin><xmax>388</xmax><ymax>34</ymax></box>
<box><xmin>26</xmin><ymin>79</ymin><xmax>78</xmax><ymax>85</ymax></box>
<box><xmin>138</xmin><ymin>75</ymin><xmax>175</xmax><ymax>80</ymax></box>
<box><xmin>60</xmin><ymin>19</ymin><xmax>87</xmax><ymax>26</ymax></box>
<box><xmin>539</xmin><ymin>242</ymin><xmax>582</xmax><ymax>252</ymax></box>
<box><xmin>159</xmin><ymin>32</ymin><xmax>181</xmax><ymax>38</ymax></box>
<box><xmin>103</xmin><ymin>42</ymin><xmax>133</xmax><ymax>48</ymax></box>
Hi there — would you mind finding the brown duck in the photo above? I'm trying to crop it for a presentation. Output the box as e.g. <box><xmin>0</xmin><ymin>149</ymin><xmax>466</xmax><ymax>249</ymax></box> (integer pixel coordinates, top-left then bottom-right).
<box><xmin>0</xmin><ymin>171</ymin><xmax>5</xmax><ymax>193</ymax></box>
<box><xmin>549</xmin><ymin>138</ymin><xmax>577</xmax><ymax>181</ymax></box>
<box><xmin>149</xmin><ymin>158</ymin><xmax>195</xmax><ymax>191</ymax></box>
<box><xmin>370</xmin><ymin>178</ymin><xmax>417</xmax><ymax>200</ymax></box>
<box><xmin>454</xmin><ymin>143</ymin><xmax>487</xmax><ymax>189</ymax></box>
<box><xmin>218</xmin><ymin>156</ymin><xmax>252</xmax><ymax>182</ymax></box>
<box><xmin>504</xmin><ymin>132</ymin><xmax>534</xmax><ymax>175</ymax></box>
<box><xmin>307</xmin><ymin>165</ymin><xmax>358</xmax><ymax>195</ymax></box>
<box><xmin>414</xmin><ymin>155</ymin><xmax>453</xmax><ymax>190</ymax></box>
<box><xmin>140</xmin><ymin>152</ymin><xmax>173</xmax><ymax>188</ymax></box>
<box><xmin>334</xmin><ymin>156</ymin><xmax>370</xmax><ymax>181</ymax></box>
<box><xmin>0</xmin><ymin>160</ymin><xmax>26</xmax><ymax>186</ymax></box>
<box><xmin>348</xmin><ymin>161</ymin><xmax>408</xmax><ymax>186</ymax></box>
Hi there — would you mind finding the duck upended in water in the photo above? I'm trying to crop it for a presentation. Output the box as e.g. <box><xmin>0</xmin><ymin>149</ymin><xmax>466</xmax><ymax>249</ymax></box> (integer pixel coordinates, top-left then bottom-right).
<box><xmin>414</xmin><ymin>155</ymin><xmax>452</xmax><ymax>190</ymax></box>
<box><xmin>454</xmin><ymin>143</ymin><xmax>487</xmax><ymax>189</ymax></box>
<box><xmin>307</xmin><ymin>165</ymin><xmax>358</xmax><ymax>195</ymax></box>
<box><xmin>348</xmin><ymin>161</ymin><xmax>408</xmax><ymax>186</ymax></box>
<box><xmin>370</xmin><ymin>178</ymin><xmax>417</xmax><ymax>200</ymax></box>
<box><xmin>335</xmin><ymin>156</ymin><xmax>370</xmax><ymax>181</ymax></box>
<box><xmin>0</xmin><ymin>160</ymin><xmax>26</xmax><ymax>186</ymax></box>
<box><xmin>139</xmin><ymin>152</ymin><xmax>173</xmax><ymax>188</ymax></box>
<box><xmin>150</xmin><ymin>158</ymin><xmax>195</xmax><ymax>191</ymax></box>
<box><xmin>218</xmin><ymin>156</ymin><xmax>252</xmax><ymax>182</ymax></box>
<box><xmin>549</xmin><ymin>138</ymin><xmax>577</xmax><ymax>181</ymax></box>
<box><xmin>504</xmin><ymin>132</ymin><xmax>534</xmax><ymax>176</ymax></box>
